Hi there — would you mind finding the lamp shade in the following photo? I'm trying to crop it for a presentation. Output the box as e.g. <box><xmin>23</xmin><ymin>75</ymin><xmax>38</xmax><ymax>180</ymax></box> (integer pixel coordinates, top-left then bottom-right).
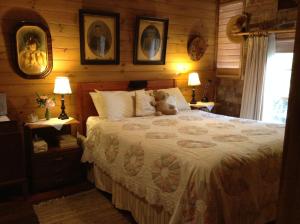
<box><xmin>54</xmin><ymin>77</ymin><xmax>72</xmax><ymax>94</ymax></box>
<box><xmin>188</xmin><ymin>72</ymin><xmax>201</xmax><ymax>86</ymax></box>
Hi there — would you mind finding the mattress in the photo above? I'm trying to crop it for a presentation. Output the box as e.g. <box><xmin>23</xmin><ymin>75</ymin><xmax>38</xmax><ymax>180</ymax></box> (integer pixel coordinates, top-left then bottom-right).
<box><xmin>83</xmin><ymin>110</ymin><xmax>285</xmax><ymax>224</ymax></box>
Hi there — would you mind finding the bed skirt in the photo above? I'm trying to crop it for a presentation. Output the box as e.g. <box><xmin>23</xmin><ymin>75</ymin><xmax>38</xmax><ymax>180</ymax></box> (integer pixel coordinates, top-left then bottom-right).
<box><xmin>90</xmin><ymin>164</ymin><xmax>171</xmax><ymax>224</ymax></box>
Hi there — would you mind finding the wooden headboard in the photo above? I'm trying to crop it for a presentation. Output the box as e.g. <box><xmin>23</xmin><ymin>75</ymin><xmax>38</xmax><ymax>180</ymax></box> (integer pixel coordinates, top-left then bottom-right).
<box><xmin>77</xmin><ymin>79</ymin><xmax>176</xmax><ymax>135</ymax></box>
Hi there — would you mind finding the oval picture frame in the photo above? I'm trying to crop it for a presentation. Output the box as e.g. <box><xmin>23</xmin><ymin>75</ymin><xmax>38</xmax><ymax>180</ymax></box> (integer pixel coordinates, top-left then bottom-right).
<box><xmin>133</xmin><ymin>16</ymin><xmax>169</xmax><ymax>65</ymax></box>
<box><xmin>12</xmin><ymin>22</ymin><xmax>53</xmax><ymax>79</ymax></box>
<box><xmin>79</xmin><ymin>9</ymin><xmax>120</xmax><ymax>65</ymax></box>
<box><xmin>187</xmin><ymin>35</ymin><xmax>208</xmax><ymax>61</ymax></box>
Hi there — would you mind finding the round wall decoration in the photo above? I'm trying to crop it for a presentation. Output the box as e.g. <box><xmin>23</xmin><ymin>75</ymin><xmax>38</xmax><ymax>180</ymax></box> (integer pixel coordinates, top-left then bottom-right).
<box><xmin>187</xmin><ymin>35</ymin><xmax>208</xmax><ymax>61</ymax></box>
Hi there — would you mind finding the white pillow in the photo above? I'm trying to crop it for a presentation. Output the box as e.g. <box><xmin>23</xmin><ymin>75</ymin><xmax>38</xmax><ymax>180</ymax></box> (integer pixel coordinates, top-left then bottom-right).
<box><xmin>101</xmin><ymin>91</ymin><xmax>134</xmax><ymax>120</ymax></box>
<box><xmin>166</xmin><ymin>95</ymin><xmax>177</xmax><ymax>109</ymax></box>
<box><xmin>89</xmin><ymin>92</ymin><xmax>105</xmax><ymax>118</ymax></box>
<box><xmin>90</xmin><ymin>90</ymin><xmax>120</xmax><ymax>118</ymax></box>
<box><xmin>96</xmin><ymin>90</ymin><xmax>135</xmax><ymax>120</ymax></box>
<box><xmin>135</xmin><ymin>90</ymin><xmax>156</xmax><ymax>116</ymax></box>
<box><xmin>159</xmin><ymin>87</ymin><xmax>190</xmax><ymax>111</ymax></box>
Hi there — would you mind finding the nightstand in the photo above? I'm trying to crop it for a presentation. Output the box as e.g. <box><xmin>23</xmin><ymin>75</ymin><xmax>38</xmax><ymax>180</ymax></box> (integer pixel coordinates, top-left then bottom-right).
<box><xmin>189</xmin><ymin>102</ymin><xmax>215</xmax><ymax>112</ymax></box>
<box><xmin>24</xmin><ymin>118</ymin><xmax>86</xmax><ymax>193</ymax></box>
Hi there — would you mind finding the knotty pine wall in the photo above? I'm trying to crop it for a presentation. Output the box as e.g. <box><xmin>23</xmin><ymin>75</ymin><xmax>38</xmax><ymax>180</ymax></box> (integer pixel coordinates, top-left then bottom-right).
<box><xmin>0</xmin><ymin>0</ymin><xmax>218</xmax><ymax>121</ymax></box>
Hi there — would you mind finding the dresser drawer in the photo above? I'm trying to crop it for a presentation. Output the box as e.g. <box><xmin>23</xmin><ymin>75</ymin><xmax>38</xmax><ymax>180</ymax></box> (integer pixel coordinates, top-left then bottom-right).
<box><xmin>31</xmin><ymin>171</ymin><xmax>85</xmax><ymax>192</ymax></box>
<box><xmin>0</xmin><ymin>132</ymin><xmax>25</xmax><ymax>182</ymax></box>
<box><xmin>0</xmin><ymin>121</ymin><xmax>18</xmax><ymax>134</ymax></box>
<box><xmin>0</xmin><ymin>121</ymin><xmax>26</xmax><ymax>191</ymax></box>
<box><xmin>31</xmin><ymin>149</ymin><xmax>83</xmax><ymax>179</ymax></box>
<box><xmin>31</xmin><ymin>148</ymin><xmax>85</xmax><ymax>192</ymax></box>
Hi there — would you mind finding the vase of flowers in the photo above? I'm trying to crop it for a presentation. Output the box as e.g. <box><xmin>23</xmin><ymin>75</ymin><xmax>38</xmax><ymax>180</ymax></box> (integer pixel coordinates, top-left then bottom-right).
<box><xmin>36</xmin><ymin>93</ymin><xmax>55</xmax><ymax>120</ymax></box>
<box><xmin>44</xmin><ymin>108</ymin><xmax>50</xmax><ymax>120</ymax></box>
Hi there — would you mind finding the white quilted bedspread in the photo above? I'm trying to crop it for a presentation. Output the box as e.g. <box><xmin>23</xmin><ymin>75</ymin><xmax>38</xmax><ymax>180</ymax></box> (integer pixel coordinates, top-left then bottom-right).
<box><xmin>83</xmin><ymin>110</ymin><xmax>284</xmax><ymax>224</ymax></box>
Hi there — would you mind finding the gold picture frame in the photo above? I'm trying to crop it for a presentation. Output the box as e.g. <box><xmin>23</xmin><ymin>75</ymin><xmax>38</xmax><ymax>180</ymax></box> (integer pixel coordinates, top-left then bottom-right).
<box><xmin>13</xmin><ymin>22</ymin><xmax>53</xmax><ymax>79</ymax></box>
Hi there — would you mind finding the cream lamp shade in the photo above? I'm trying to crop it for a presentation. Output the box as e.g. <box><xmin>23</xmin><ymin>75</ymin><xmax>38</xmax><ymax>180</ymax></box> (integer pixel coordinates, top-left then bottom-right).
<box><xmin>54</xmin><ymin>77</ymin><xmax>72</xmax><ymax>120</ymax></box>
<box><xmin>188</xmin><ymin>72</ymin><xmax>201</xmax><ymax>86</ymax></box>
<box><xmin>54</xmin><ymin>77</ymin><xmax>72</xmax><ymax>94</ymax></box>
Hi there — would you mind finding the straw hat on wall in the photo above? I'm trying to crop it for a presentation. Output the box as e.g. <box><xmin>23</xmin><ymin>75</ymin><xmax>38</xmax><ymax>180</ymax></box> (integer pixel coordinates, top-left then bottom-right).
<box><xmin>226</xmin><ymin>14</ymin><xmax>248</xmax><ymax>43</ymax></box>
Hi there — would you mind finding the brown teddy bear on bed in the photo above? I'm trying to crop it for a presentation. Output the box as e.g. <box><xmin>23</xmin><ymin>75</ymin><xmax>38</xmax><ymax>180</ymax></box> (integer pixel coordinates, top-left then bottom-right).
<box><xmin>150</xmin><ymin>90</ymin><xmax>177</xmax><ymax>116</ymax></box>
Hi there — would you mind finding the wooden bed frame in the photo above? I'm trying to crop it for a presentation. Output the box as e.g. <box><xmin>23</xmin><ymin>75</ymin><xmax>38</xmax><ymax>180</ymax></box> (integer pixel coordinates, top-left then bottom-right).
<box><xmin>77</xmin><ymin>79</ymin><xmax>176</xmax><ymax>135</ymax></box>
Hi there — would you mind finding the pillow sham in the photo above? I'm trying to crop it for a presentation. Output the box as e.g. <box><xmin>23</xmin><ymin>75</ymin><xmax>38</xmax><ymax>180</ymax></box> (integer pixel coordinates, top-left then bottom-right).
<box><xmin>159</xmin><ymin>87</ymin><xmax>190</xmax><ymax>111</ymax></box>
<box><xmin>135</xmin><ymin>90</ymin><xmax>156</xmax><ymax>116</ymax></box>
<box><xmin>97</xmin><ymin>90</ymin><xmax>135</xmax><ymax>120</ymax></box>
<box><xmin>91</xmin><ymin>90</ymin><xmax>135</xmax><ymax>120</ymax></box>
<box><xmin>166</xmin><ymin>95</ymin><xmax>177</xmax><ymax>109</ymax></box>
<box><xmin>89</xmin><ymin>92</ymin><xmax>105</xmax><ymax>118</ymax></box>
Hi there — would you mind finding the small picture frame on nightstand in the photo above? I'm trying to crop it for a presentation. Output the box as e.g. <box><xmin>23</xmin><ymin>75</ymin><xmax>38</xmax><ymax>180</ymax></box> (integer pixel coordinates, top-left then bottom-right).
<box><xmin>189</xmin><ymin>101</ymin><xmax>215</xmax><ymax>112</ymax></box>
<box><xmin>27</xmin><ymin>112</ymin><xmax>39</xmax><ymax>123</ymax></box>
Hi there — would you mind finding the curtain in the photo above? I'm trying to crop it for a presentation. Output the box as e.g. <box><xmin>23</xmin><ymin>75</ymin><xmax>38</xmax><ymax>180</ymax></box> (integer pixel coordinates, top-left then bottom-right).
<box><xmin>240</xmin><ymin>34</ymin><xmax>276</xmax><ymax>120</ymax></box>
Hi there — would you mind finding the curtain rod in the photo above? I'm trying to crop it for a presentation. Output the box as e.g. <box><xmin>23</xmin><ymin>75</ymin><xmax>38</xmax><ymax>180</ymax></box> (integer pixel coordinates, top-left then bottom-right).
<box><xmin>232</xmin><ymin>28</ymin><xmax>296</xmax><ymax>36</ymax></box>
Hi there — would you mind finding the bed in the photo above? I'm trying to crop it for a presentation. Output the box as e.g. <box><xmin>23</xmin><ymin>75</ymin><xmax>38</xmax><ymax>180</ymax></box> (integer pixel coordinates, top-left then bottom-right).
<box><xmin>77</xmin><ymin>80</ymin><xmax>284</xmax><ymax>224</ymax></box>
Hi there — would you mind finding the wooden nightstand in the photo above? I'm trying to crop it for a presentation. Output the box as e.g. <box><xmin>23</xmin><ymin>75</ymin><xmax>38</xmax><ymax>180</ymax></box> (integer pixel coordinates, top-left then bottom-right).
<box><xmin>189</xmin><ymin>102</ymin><xmax>215</xmax><ymax>112</ymax></box>
<box><xmin>24</xmin><ymin>118</ymin><xmax>86</xmax><ymax>193</ymax></box>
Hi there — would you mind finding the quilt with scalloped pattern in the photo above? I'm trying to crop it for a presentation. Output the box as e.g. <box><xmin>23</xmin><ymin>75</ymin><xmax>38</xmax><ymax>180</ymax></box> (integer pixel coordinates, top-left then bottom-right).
<box><xmin>83</xmin><ymin>110</ymin><xmax>284</xmax><ymax>224</ymax></box>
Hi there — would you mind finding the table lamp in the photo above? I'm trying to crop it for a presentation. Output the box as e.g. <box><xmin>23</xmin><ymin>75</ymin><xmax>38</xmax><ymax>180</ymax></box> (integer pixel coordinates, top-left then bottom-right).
<box><xmin>188</xmin><ymin>72</ymin><xmax>201</xmax><ymax>104</ymax></box>
<box><xmin>54</xmin><ymin>77</ymin><xmax>72</xmax><ymax>120</ymax></box>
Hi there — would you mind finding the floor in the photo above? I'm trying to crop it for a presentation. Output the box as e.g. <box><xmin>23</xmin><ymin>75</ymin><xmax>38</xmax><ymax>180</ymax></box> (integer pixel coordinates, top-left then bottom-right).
<box><xmin>34</xmin><ymin>189</ymin><xmax>136</xmax><ymax>224</ymax></box>
<box><xmin>0</xmin><ymin>182</ymin><xmax>136</xmax><ymax>224</ymax></box>
<box><xmin>0</xmin><ymin>184</ymin><xmax>277</xmax><ymax>224</ymax></box>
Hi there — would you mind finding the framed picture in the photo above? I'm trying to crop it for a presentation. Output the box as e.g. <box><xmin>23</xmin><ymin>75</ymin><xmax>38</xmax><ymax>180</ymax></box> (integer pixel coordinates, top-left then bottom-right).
<box><xmin>134</xmin><ymin>16</ymin><xmax>169</xmax><ymax>65</ymax></box>
<box><xmin>79</xmin><ymin>9</ymin><xmax>120</xmax><ymax>65</ymax></box>
<box><xmin>13</xmin><ymin>22</ymin><xmax>53</xmax><ymax>79</ymax></box>
<box><xmin>278</xmin><ymin>0</ymin><xmax>298</xmax><ymax>10</ymax></box>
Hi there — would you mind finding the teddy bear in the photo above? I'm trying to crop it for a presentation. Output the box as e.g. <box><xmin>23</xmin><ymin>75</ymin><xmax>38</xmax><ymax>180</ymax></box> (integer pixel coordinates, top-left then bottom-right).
<box><xmin>150</xmin><ymin>90</ymin><xmax>177</xmax><ymax>116</ymax></box>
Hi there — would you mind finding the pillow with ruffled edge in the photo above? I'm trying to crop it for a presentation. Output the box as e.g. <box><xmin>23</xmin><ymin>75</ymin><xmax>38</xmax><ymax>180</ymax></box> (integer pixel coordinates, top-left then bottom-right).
<box><xmin>135</xmin><ymin>89</ymin><xmax>156</xmax><ymax>116</ymax></box>
<box><xmin>90</xmin><ymin>90</ymin><xmax>135</xmax><ymax>120</ymax></box>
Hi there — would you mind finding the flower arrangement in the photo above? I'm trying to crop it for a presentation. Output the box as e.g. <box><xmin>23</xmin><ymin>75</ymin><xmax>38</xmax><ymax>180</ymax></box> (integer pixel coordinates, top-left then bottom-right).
<box><xmin>36</xmin><ymin>93</ymin><xmax>55</xmax><ymax>120</ymax></box>
<box><xmin>36</xmin><ymin>93</ymin><xmax>55</xmax><ymax>108</ymax></box>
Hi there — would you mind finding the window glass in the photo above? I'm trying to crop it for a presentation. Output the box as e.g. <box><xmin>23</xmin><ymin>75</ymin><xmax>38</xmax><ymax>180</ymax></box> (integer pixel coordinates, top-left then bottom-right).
<box><xmin>262</xmin><ymin>53</ymin><xmax>293</xmax><ymax>124</ymax></box>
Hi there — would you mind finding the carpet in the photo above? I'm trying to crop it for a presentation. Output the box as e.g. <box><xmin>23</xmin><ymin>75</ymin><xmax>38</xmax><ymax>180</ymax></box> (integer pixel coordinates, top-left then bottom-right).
<box><xmin>34</xmin><ymin>189</ymin><xmax>136</xmax><ymax>224</ymax></box>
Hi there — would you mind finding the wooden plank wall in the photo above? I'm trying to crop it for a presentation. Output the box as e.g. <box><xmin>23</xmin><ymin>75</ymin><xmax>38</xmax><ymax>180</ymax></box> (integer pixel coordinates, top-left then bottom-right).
<box><xmin>0</xmin><ymin>0</ymin><xmax>217</xmax><ymax>121</ymax></box>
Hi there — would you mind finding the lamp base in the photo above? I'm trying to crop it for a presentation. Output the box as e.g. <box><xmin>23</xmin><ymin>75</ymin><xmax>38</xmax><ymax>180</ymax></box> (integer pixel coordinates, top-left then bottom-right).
<box><xmin>58</xmin><ymin>94</ymin><xmax>69</xmax><ymax>120</ymax></box>
<box><xmin>58</xmin><ymin>112</ymin><xmax>69</xmax><ymax>120</ymax></box>
<box><xmin>190</xmin><ymin>99</ymin><xmax>197</xmax><ymax>104</ymax></box>
<box><xmin>190</xmin><ymin>88</ymin><xmax>197</xmax><ymax>104</ymax></box>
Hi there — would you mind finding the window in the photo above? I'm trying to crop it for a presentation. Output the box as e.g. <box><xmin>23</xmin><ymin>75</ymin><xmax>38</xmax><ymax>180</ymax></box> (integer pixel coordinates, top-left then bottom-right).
<box><xmin>217</xmin><ymin>1</ymin><xmax>243</xmax><ymax>77</ymax></box>
<box><xmin>262</xmin><ymin>53</ymin><xmax>293</xmax><ymax>124</ymax></box>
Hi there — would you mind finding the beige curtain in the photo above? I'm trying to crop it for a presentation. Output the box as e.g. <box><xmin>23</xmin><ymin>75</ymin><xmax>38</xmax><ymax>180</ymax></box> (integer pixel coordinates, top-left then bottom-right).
<box><xmin>240</xmin><ymin>34</ymin><xmax>274</xmax><ymax>120</ymax></box>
